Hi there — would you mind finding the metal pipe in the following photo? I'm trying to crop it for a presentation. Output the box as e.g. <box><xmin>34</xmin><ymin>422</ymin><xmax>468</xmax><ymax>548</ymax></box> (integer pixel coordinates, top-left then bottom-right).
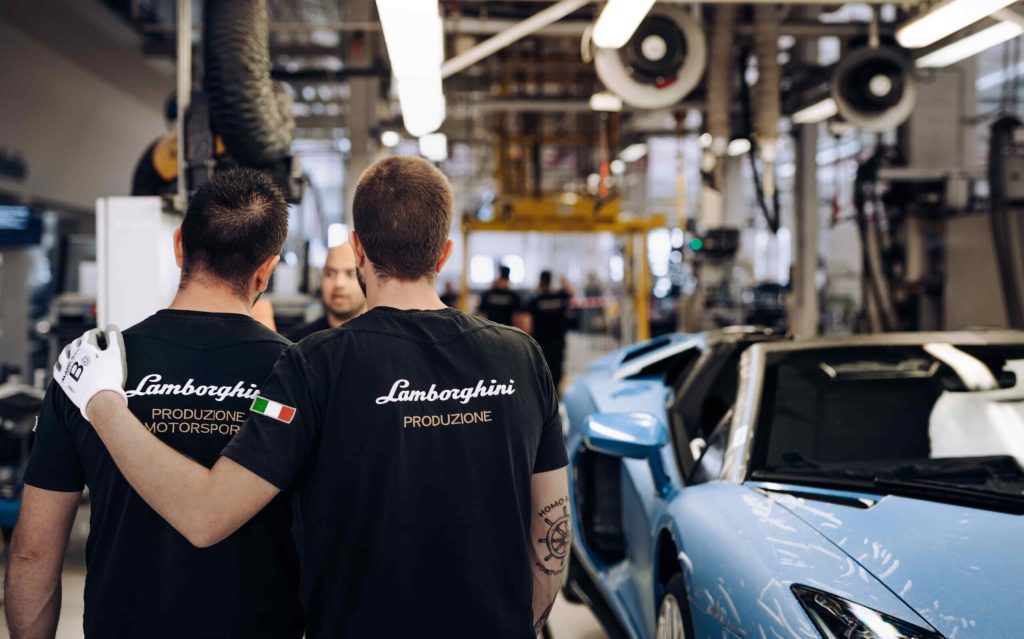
<box><xmin>145</xmin><ymin>19</ymin><xmax>880</xmax><ymax>38</ymax></box>
<box><xmin>754</xmin><ymin>4</ymin><xmax>780</xmax><ymax>199</ymax></box>
<box><xmin>707</xmin><ymin>5</ymin><xmax>737</xmax><ymax>163</ymax></box>
<box><xmin>176</xmin><ymin>0</ymin><xmax>191</xmax><ymax>212</ymax></box>
<box><xmin>441</xmin><ymin>0</ymin><xmax>590</xmax><ymax>79</ymax></box>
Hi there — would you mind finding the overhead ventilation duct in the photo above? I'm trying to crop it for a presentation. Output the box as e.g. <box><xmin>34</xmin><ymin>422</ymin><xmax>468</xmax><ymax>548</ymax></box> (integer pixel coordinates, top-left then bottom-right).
<box><xmin>203</xmin><ymin>0</ymin><xmax>295</xmax><ymax>167</ymax></box>
<box><xmin>831</xmin><ymin>45</ymin><xmax>917</xmax><ymax>132</ymax></box>
<box><xmin>593</xmin><ymin>5</ymin><xmax>706</xmax><ymax>110</ymax></box>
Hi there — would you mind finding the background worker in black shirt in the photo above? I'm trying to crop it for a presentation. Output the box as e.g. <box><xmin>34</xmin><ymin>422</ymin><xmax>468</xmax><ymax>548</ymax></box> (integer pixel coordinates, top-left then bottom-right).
<box><xmin>289</xmin><ymin>241</ymin><xmax>366</xmax><ymax>341</ymax></box>
<box><xmin>527</xmin><ymin>271</ymin><xmax>572</xmax><ymax>392</ymax></box>
<box><xmin>5</xmin><ymin>169</ymin><xmax>304</xmax><ymax>639</ymax></box>
<box><xmin>54</xmin><ymin>155</ymin><xmax>570</xmax><ymax>639</ymax></box>
<box><xmin>478</xmin><ymin>265</ymin><xmax>523</xmax><ymax>327</ymax></box>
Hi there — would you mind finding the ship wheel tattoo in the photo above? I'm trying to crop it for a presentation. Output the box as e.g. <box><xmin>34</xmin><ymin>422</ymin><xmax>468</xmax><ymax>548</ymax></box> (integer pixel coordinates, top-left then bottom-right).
<box><xmin>539</xmin><ymin>504</ymin><xmax>571</xmax><ymax>567</ymax></box>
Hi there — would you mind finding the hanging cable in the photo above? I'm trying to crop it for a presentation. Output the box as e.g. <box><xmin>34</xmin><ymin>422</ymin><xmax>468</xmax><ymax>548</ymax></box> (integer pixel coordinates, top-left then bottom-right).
<box><xmin>753</xmin><ymin>5</ymin><xmax>781</xmax><ymax>202</ymax></box>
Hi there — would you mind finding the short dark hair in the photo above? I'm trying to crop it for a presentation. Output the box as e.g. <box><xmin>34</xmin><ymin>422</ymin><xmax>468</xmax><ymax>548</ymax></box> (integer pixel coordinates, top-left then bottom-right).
<box><xmin>353</xmin><ymin>156</ymin><xmax>453</xmax><ymax>281</ymax></box>
<box><xmin>180</xmin><ymin>168</ymin><xmax>289</xmax><ymax>297</ymax></box>
<box><xmin>498</xmin><ymin>266</ymin><xmax>512</xmax><ymax>281</ymax></box>
<box><xmin>539</xmin><ymin>270</ymin><xmax>552</xmax><ymax>287</ymax></box>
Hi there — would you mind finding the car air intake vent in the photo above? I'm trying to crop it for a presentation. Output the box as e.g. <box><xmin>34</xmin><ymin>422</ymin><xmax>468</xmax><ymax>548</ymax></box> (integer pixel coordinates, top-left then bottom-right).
<box><xmin>753</xmin><ymin>486</ymin><xmax>877</xmax><ymax>509</ymax></box>
<box><xmin>619</xmin><ymin>336</ymin><xmax>673</xmax><ymax>366</ymax></box>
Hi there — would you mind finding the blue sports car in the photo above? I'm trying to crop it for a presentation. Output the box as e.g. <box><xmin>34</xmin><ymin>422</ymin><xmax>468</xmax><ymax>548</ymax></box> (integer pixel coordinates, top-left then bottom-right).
<box><xmin>562</xmin><ymin>329</ymin><xmax>1024</xmax><ymax>639</ymax></box>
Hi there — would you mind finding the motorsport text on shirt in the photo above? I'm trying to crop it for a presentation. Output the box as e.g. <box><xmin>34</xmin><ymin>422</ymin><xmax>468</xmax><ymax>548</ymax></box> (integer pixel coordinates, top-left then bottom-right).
<box><xmin>24</xmin><ymin>310</ymin><xmax>303</xmax><ymax>639</ymax></box>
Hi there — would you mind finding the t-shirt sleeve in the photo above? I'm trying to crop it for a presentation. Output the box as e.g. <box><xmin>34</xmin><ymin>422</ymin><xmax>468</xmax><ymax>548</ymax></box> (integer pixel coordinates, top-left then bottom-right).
<box><xmin>24</xmin><ymin>382</ymin><xmax>85</xmax><ymax>492</ymax></box>
<box><xmin>532</xmin><ymin>343</ymin><xmax>568</xmax><ymax>473</ymax></box>
<box><xmin>221</xmin><ymin>346</ymin><xmax>322</xmax><ymax>490</ymax></box>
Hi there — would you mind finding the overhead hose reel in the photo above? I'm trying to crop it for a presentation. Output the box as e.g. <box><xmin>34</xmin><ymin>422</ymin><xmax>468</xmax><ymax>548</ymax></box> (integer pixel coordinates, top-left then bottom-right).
<box><xmin>593</xmin><ymin>5</ymin><xmax>706</xmax><ymax>110</ymax></box>
<box><xmin>832</xmin><ymin>45</ymin><xmax>917</xmax><ymax>132</ymax></box>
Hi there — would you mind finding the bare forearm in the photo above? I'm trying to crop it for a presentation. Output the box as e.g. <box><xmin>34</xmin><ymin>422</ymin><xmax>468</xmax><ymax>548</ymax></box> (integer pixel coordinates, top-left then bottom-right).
<box><xmin>4</xmin><ymin>557</ymin><xmax>62</xmax><ymax>639</ymax></box>
<box><xmin>86</xmin><ymin>392</ymin><xmax>218</xmax><ymax>544</ymax></box>
<box><xmin>530</xmin><ymin>487</ymin><xmax>571</xmax><ymax>633</ymax></box>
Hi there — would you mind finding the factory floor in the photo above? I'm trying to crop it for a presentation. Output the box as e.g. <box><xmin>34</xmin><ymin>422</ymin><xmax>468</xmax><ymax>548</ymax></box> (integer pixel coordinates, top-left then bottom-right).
<box><xmin>0</xmin><ymin>504</ymin><xmax>608</xmax><ymax>638</ymax></box>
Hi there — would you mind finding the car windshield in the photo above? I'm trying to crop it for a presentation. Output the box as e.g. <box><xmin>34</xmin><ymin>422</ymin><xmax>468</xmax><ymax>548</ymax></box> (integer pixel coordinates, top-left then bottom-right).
<box><xmin>750</xmin><ymin>344</ymin><xmax>1024</xmax><ymax>502</ymax></box>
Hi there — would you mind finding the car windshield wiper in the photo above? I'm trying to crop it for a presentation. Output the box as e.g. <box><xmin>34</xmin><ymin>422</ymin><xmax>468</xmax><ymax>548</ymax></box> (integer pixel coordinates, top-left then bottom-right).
<box><xmin>871</xmin><ymin>476</ymin><xmax>1024</xmax><ymax>515</ymax></box>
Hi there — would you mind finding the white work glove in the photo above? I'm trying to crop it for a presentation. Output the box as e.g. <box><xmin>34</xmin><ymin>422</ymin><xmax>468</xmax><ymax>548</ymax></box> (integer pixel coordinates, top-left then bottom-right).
<box><xmin>53</xmin><ymin>326</ymin><xmax>128</xmax><ymax>420</ymax></box>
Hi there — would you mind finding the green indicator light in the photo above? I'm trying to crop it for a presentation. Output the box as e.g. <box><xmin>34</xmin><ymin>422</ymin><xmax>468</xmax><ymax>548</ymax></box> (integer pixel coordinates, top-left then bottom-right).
<box><xmin>689</xmin><ymin>237</ymin><xmax>704</xmax><ymax>251</ymax></box>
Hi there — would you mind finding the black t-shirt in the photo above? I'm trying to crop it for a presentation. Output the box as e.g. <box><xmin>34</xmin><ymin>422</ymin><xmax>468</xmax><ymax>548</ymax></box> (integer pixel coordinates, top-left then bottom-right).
<box><xmin>223</xmin><ymin>307</ymin><xmax>568</xmax><ymax>639</ymax></box>
<box><xmin>288</xmin><ymin>316</ymin><xmax>331</xmax><ymax>342</ymax></box>
<box><xmin>528</xmin><ymin>291</ymin><xmax>571</xmax><ymax>342</ymax></box>
<box><xmin>478</xmin><ymin>287</ymin><xmax>522</xmax><ymax>326</ymax></box>
<box><xmin>25</xmin><ymin>310</ymin><xmax>304</xmax><ymax>639</ymax></box>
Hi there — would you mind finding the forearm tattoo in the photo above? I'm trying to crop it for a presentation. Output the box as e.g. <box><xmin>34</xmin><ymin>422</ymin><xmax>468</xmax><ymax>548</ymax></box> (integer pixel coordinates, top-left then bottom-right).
<box><xmin>534</xmin><ymin>496</ymin><xmax>571</xmax><ymax>577</ymax></box>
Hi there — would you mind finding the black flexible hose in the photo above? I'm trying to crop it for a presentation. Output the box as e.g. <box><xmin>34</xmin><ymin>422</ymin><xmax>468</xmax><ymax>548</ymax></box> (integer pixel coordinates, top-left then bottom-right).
<box><xmin>203</xmin><ymin>0</ymin><xmax>295</xmax><ymax>168</ymax></box>
<box><xmin>737</xmin><ymin>48</ymin><xmax>780</xmax><ymax>233</ymax></box>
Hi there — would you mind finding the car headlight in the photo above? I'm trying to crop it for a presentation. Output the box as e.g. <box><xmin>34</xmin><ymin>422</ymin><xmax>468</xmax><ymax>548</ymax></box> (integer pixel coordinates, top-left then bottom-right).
<box><xmin>793</xmin><ymin>585</ymin><xmax>943</xmax><ymax>639</ymax></box>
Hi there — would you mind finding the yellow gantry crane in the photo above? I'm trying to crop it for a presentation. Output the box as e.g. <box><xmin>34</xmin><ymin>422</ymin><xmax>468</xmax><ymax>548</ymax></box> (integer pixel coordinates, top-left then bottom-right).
<box><xmin>460</xmin><ymin>194</ymin><xmax>666</xmax><ymax>342</ymax></box>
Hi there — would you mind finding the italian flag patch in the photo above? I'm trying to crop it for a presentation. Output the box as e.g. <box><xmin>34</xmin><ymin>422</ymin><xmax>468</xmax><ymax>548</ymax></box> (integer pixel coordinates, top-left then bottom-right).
<box><xmin>251</xmin><ymin>396</ymin><xmax>296</xmax><ymax>424</ymax></box>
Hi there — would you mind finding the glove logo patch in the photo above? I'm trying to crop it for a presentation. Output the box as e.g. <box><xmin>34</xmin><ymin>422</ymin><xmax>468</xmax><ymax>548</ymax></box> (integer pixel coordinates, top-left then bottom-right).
<box><xmin>68</xmin><ymin>360</ymin><xmax>86</xmax><ymax>382</ymax></box>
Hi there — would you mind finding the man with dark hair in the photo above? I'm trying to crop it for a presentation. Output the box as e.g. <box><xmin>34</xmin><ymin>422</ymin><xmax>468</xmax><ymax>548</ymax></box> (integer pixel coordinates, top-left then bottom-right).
<box><xmin>289</xmin><ymin>242</ymin><xmax>366</xmax><ymax>341</ymax></box>
<box><xmin>527</xmin><ymin>271</ymin><xmax>572</xmax><ymax>391</ymax></box>
<box><xmin>478</xmin><ymin>265</ymin><xmax>522</xmax><ymax>327</ymax></box>
<box><xmin>53</xmin><ymin>155</ymin><xmax>570</xmax><ymax>639</ymax></box>
<box><xmin>5</xmin><ymin>169</ymin><xmax>303</xmax><ymax>639</ymax></box>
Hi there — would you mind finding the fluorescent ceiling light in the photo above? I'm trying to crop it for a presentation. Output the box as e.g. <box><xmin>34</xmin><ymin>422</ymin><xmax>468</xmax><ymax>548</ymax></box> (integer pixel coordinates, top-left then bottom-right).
<box><xmin>397</xmin><ymin>76</ymin><xmax>445</xmax><ymax>137</ymax></box>
<box><xmin>916</xmin><ymin>21</ymin><xmax>1024</xmax><ymax>68</ymax></box>
<box><xmin>589</xmin><ymin>91</ymin><xmax>624</xmax><ymax>112</ymax></box>
<box><xmin>419</xmin><ymin>132</ymin><xmax>448</xmax><ymax>162</ymax></box>
<box><xmin>376</xmin><ymin>0</ymin><xmax>443</xmax><ymax>78</ymax></box>
<box><xmin>592</xmin><ymin>0</ymin><xmax>657</xmax><ymax>49</ymax></box>
<box><xmin>896</xmin><ymin>0</ymin><xmax>1017</xmax><ymax>48</ymax></box>
<box><xmin>792</xmin><ymin>98</ymin><xmax>839</xmax><ymax>125</ymax></box>
<box><xmin>380</xmin><ymin>130</ymin><xmax>401</xmax><ymax>148</ymax></box>
<box><xmin>726</xmin><ymin>138</ymin><xmax>752</xmax><ymax>157</ymax></box>
<box><xmin>619</xmin><ymin>143</ymin><xmax>649</xmax><ymax>163</ymax></box>
<box><xmin>376</xmin><ymin>0</ymin><xmax>446</xmax><ymax>136</ymax></box>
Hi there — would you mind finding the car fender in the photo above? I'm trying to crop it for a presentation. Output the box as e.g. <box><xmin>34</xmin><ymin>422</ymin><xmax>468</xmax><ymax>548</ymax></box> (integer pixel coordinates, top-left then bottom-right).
<box><xmin>659</xmin><ymin>482</ymin><xmax>933</xmax><ymax>639</ymax></box>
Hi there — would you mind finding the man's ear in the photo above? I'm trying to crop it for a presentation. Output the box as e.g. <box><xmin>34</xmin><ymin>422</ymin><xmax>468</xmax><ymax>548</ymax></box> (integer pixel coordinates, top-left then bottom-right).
<box><xmin>173</xmin><ymin>227</ymin><xmax>184</xmax><ymax>269</ymax></box>
<box><xmin>254</xmin><ymin>254</ymin><xmax>281</xmax><ymax>294</ymax></box>
<box><xmin>435</xmin><ymin>239</ymin><xmax>455</xmax><ymax>274</ymax></box>
<box><xmin>349</xmin><ymin>231</ymin><xmax>367</xmax><ymax>266</ymax></box>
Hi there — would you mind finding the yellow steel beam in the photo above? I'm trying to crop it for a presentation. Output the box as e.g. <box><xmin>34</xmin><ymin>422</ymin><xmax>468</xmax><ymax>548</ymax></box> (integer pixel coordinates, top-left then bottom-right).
<box><xmin>463</xmin><ymin>213</ymin><xmax>665</xmax><ymax>234</ymax></box>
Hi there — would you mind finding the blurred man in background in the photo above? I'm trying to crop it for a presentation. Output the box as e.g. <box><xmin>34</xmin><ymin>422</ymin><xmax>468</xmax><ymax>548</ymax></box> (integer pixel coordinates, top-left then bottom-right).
<box><xmin>440</xmin><ymin>281</ymin><xmax>459</xmax><ymax>308</ymax></box>
<box><xmin>289</xmin><ymin>242</ymin><xmax>366</xmax><ymax>341</ymax></box>
<box><xmin>478</xmin><ymin>266</ymin><xmax>522</xmax><ymax>328</ymax></box>
<box><xmin>528</xmin><ymin>271</ymin><xmax>572</xmax><ymax>391</ymax></box>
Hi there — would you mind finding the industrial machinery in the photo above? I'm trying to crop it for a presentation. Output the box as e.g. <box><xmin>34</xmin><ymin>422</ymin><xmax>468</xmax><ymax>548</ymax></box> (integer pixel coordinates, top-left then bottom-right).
<box><xmin>0</xmin><ymin>372</ymin><xmax>43</xmax><ymax>541</ymax></box>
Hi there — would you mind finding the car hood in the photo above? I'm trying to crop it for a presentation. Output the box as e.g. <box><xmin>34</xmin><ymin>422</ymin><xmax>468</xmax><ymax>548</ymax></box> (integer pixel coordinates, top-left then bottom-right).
<box><xmin>764</xmin><ymin>484</ymin><xmax>1024</xmax><ymax>639</ymax></box>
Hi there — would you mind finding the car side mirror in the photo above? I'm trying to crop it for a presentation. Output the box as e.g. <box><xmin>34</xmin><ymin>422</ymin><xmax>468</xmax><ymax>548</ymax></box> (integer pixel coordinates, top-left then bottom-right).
<box><xmin>583</xmin><ymin>412</ymin><xmax>674</xmax><ymax>498</ymax></box>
